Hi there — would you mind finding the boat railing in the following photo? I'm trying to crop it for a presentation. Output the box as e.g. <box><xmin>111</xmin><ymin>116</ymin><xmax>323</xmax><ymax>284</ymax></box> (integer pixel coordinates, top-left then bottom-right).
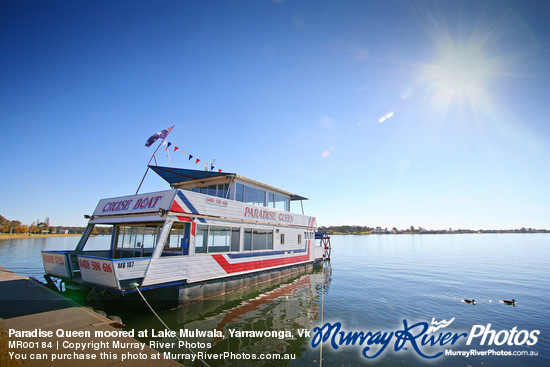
<box><xmin>114</xmin><ymin>247</ymin><xmax>155</xmax><ymax>259</ymax></box>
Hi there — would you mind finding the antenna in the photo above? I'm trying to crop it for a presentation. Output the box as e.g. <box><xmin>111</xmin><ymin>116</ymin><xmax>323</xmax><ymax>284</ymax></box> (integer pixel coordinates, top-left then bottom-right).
<box><xmin>205</xmin><ymin>158</ymin><xmax>216</xmax><ymax>171</ymax></box>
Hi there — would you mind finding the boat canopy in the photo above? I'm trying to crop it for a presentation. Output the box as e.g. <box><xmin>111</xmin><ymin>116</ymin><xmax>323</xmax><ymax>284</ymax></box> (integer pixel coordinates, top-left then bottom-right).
<box><xmin>149</xmin><ymin>165</ymin><xmax>234</xmax><ymax>184</ymax></box>
<box><xmin>150</xmin><ymin>165</ymin><xmax>308</xmax><ymax>201</ymax></box>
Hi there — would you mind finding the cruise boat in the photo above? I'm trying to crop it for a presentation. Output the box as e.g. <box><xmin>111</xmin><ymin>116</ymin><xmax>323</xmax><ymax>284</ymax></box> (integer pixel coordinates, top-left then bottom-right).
<box><xmin>41</xmin><ymin>166</ymin><xmax>330</xmax><ymax>302</ymax></box>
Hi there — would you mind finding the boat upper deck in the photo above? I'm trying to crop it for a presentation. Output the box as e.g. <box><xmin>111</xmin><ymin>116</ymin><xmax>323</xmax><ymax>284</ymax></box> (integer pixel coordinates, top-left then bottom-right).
<box><xmin>150</xmin><ymin>165</ymin><xmax>307</xmax><ymax>212</ymax></box>
<box><xmin>86</xmin><ymin>166</ymin><xmax>315</xmax><ymax>229</ymax></box>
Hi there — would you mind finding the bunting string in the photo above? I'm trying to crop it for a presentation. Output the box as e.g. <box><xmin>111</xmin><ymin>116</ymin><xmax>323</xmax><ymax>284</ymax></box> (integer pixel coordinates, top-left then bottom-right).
<box><xmin>160</xmin><ymin>139</ymin><xmax>221</xmax><ymax>172</ymax></box>
<box><xmin>145</xmin><ymin>126</ymin><xmax>223</xmax><ymax>172</ymax></box>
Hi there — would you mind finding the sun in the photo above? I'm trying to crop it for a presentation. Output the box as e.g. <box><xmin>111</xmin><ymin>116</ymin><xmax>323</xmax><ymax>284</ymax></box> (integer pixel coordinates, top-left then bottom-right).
<box><xmin>407</xmin><ymin>1</ymin><xmax>511</xmax><ymax>121</ymax></box>
<box><xmin>419</xmin><ymin>40</ymin><xmax>501</xmax><ymax>117</ymax></box>
<box><xmin>431</xmin><ymin>45</ymin><xmax>490</xmax><ymax>97</ymax></box>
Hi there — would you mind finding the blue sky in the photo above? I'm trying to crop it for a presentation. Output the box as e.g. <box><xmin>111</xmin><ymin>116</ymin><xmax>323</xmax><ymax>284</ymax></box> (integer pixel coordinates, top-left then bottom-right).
<box><xmin>1</xmin><ymin>0</ymin><xmax>549</xmax><ymax>230</ymax></box>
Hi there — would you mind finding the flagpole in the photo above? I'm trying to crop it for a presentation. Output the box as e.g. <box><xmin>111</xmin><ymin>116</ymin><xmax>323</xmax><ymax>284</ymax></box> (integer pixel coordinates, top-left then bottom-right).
<box><xmin>136</xmin><ymin>125</ymin><xmax>174</xmax><ymax>194</ymax></box>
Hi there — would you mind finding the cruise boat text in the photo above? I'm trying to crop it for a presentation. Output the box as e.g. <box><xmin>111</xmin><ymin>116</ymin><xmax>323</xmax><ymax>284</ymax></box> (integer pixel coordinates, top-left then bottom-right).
<box><xmin>102</xmin><ymin>195</ymin><xmax>163</xmax><ymax>213</ymax></box>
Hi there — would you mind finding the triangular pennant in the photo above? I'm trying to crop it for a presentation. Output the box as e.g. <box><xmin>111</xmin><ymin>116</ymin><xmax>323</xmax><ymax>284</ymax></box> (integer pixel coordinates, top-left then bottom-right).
<box><xmin>188</xmin><ymin>155</ymin><xmax>193</xmax><ymax>160</ymax></box>
<box><xmin>164</xmin><ymin>142</ymin><xmax>172</xmax><ymax>151</ymax></box>
<box><xmin>195</xmin><ymin>158</ymin><xmax>200</xmax><ymax>164</ymax></box>
<box><xmin>218</xmin><ymin>169</ymin><xmax>222</xmax><ymax>172</ymax></box>
<box><xmin>181</xmin><ymin>150</ymin><xmax>186</xmax><ymax>156</ymax></box>
<box><xmin>174</xmin><ymin>146</ymin><xmax>179</xmax><ymax>152</ymax></box>
<box><xmin>211</xmin><ymin>165</ymin><xmax>215</xmax><ymax>171</ymax></box>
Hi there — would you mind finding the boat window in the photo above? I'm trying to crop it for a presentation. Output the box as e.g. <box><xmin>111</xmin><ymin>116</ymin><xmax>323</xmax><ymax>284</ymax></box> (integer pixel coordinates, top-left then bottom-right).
<box><xmin>217</xmin><ymin>184</ymin><xmax>229</xmax><ymax>198</ymax></box>
<box><xmin>298</xmin><ymin>234</ymin><xmax>302</xmax><ymax>244</ymax></box>
<box><xmin>114</xmin><ymin>224</ymin><xmax>161</xmax><ymax>258</ymax></box>
<box><xmin>187</xmin><ymin>184</ymin><xmax>229</xmax><ymax>198</ymax></box>
<box><xmin>81</xmin><ymin>225</ymin><xmax>112</xmax><ymax>251</ymax></box>
<box><xmin>244</xmin><ymin>186</ymin><xmax>266</xmax><ymax>206</ymax></box>
<box><xmin>235</xmin><ymin>184</ymin><xmax>289</xmax><ymax>211</ymax></box>
<box><xmin>244</xmin><ymin>229</ymin><xmax>252</xmax><ymax>251</ymax></box>
<box><xmin>208</xmin><ymin>226</ymin><xmax>230</xmax><ymax>252</ymax></box>
<box><xmin>207</xmin><ymin>185</ymin><xmax>217</xmax><ymax>196</ymax></box>
<box><xmin>280</xmin><ymin>233</ymin><xmax>285</xmax><ymax>245</ymax></box>
<box><xmin>244</xmin><ymin>228</ymin><xmax>273</xmax><ymax>251</ymax></box>
<box><xmin>116</xmin><ymin>224</ymin><xmax>160</xmax><ymax>249</ymax></box>
<box><xmin>236</xmin><ymin>183</ymin><xmax>244</xmax><ymax>202</ymax></box>
<box><xmin>231</xmin><ymin>227</ymin><xmax>240</xmax><ymax>251</ymax></box>
<box><xmin>273</xmin><ymin>193</ymin><xmax>289</xmax><ymax>211</ymax></box>
<box><xmin>142</xmin><ymin>226</ymin><xmax>160</xmax><ymax>247</ymax></box>
<box><xmin>195</xmin><ymin>225</ymin><xmax>240</xmax><ymax>253</ymax></box>
<box><xmin>195</xmin><ymin>225</ymin><xmax>208</xmax><ymax>253</ymax></box>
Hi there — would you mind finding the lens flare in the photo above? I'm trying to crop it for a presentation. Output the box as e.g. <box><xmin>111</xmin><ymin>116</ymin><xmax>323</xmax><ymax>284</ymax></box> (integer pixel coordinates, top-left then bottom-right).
<box><xmin>419</xmin><ymin>41</ymin><xmax>502</xmax><ymax>117</ymax></box>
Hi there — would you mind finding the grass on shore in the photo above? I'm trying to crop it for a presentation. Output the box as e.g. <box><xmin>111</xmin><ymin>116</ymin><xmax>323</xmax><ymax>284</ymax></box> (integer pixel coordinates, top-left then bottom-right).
<box><xmin>0</xmin><ymin>325</ymin><xmax>26</xmax><ymax>367</ymax></box>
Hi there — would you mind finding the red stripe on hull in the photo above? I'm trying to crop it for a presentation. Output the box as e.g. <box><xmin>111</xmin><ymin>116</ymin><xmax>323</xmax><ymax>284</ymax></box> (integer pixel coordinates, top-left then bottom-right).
<box><xmin>212</xmin><ymin>252</ymin><xmax>310</xmax><ymax>274</ymax></box>
<box><xmin>176</xmin><ymin>215</ymin><xmax>196</xmax><ymax>237</ymax></box>
<box><xmin>171</xmin><ymin>200</ymin><xmax>186</xmax><ymax>213</ymax></box>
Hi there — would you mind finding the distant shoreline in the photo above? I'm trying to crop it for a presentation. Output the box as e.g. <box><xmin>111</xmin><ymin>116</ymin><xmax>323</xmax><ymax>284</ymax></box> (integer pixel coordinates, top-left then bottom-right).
<box><xmin>0</xmin><ymin>234</ymin><xmax>81</xmax><ymax>240</ymax></box>
<box><xmin>324</xmin><ymin>230</ymin><xmax>550</xmax><ymax>235</ymax></box>
<box><xmin>2</xmin><ymin>232</ymin><xmax>548</xmax><ymax>242</ymax></box>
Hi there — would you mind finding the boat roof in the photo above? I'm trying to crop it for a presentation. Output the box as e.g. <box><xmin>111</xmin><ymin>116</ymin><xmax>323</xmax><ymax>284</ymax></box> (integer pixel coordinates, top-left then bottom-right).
<box><xmin>149</xmin><ymin>165</ymin><xmax>308</xmax><ymax>201</ymax></box>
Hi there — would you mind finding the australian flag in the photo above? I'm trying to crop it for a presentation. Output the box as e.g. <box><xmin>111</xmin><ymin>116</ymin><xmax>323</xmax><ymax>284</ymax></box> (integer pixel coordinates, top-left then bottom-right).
<box><xmin>145</xmin><ymin>127</ymin><xmax>170</xmax><ymax>147</ymax></box>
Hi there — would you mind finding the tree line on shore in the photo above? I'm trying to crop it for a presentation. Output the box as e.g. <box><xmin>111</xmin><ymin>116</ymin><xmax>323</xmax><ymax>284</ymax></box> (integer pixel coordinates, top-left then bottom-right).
<box><xmin>0</xmin><ymin>215</ymin><xmax>111</xmax><ymax>235</ymax></box>
<box><xmin>2</xmin><ymin>214</ymin><xmax>547</xmax><ymax>236</ymax></box>
<box><xmin>318</xmin><ymin>225</ymin><xmax>550</xmax><ymax>234</ymax></box>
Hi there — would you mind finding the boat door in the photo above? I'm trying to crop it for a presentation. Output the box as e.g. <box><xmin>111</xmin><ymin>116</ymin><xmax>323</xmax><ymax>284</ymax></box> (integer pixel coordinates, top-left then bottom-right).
<box><xmin>182</xmin><ymin>223</ymin><xmax>190</xmax><ymax>255</ymax></box>
<box><xmin>161</xmin><ymin>222</ymin><xmax>190</xmax><ymax>257</ymax></box>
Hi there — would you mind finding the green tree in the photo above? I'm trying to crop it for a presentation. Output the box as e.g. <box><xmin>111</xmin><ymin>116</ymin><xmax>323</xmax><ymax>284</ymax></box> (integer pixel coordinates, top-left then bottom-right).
<box><xmin>38</xmin><ymin>221</ymin><xmax>49</xmax><ymax>234</ymax></box>
<box><xmin>8</xmin><ymin>220</ymin><xmax>22</xmax><ymax>234</ymax></box>
<box><xmin>0</xmin><ymin>215</ymin><xmax>8</xmax><ymax>233</ymax></box>
<box><xmin>29</xmin><ymin>222</ymin><xmax>39</xmax><ymax>234</ymax></box>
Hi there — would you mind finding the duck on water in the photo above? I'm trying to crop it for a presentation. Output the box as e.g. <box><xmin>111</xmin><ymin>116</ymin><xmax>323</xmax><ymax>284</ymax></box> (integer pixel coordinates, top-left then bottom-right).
<box><xmin>501</xmin><ymin>299</ymin><xmax>516</xmax><ymax>306</ymax></box>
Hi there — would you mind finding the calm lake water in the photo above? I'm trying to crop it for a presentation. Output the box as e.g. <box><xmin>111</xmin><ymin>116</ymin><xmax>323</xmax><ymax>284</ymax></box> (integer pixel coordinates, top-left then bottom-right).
<box><xmin>1</xmin><ymin>234</ymin><xmax>549</xmax><ymax>366</ymax></box>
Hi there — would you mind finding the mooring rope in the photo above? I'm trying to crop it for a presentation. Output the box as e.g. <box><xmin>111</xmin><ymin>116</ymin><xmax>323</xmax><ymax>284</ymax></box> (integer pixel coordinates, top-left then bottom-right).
<box><xmin>319</xmin><ymin>261</ymin><xmax>325</xmax><ymax>367</ymax></box>
<box><xmin>133</xmin><ymin>285</ymin><xmax>211</xmax><ymax>367</ymax></box>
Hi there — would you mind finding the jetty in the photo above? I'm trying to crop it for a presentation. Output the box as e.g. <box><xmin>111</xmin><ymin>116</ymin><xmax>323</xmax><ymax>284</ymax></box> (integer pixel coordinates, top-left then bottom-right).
<box><xmin>0</xmin><ymin>265</ymin><xmax>181</xmax><ymax>366</ymax></box>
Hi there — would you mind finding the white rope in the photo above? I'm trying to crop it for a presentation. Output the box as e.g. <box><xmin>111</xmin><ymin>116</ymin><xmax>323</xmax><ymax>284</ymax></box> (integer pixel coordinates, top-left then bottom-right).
<box><xmin>134</xmin><ymin>286</ymin><xmax>211</xmax><ymax>367</ymax></box>
<box><xmin>319</xmin><ymin>261</ymin><xmax>325</xmax><ymax>367</ymax></box>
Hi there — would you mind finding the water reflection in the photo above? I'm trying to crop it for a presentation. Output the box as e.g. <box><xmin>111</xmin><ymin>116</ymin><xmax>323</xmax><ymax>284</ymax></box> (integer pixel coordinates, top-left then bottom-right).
<box><xmin>124</xmin><ymin>262</ymin><xmax>332</xmax><ymax>366</ymax></box>
<box><xmin>0</xmin><ymin>236</ymin><xmax>110</xmax><ymax>281</ymax></box>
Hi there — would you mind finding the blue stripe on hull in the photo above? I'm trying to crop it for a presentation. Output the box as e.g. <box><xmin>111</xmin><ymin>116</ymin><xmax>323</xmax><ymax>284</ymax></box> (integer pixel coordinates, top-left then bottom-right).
<box><xmin>177</xmin><ymin>191</ymin><xmax>207</xmax><ymax>223</ymax></box>
<box><xmin>227</xmin><ymin>248</ymin><xmax>307</xmax><ymax>259</ymax></box>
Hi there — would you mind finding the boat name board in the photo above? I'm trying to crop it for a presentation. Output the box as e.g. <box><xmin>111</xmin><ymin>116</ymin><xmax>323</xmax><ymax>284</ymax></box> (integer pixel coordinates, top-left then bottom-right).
<box><xmin>43</xmin><ymin>253</ymin><xmax>65</xmax><ymax>265</ymax></box>
<box><xmin>102</xmin><ymin>195</ymin><xmax>162</xmax><ymax>213</ymax></box>
<box><xmin>93</xmin><ymin>191</ymin><xmax>175</xmax><ymax>216</ymax></box>
<box><xmin>243</xmin><ymin>206</ymin><xmax>294</xmax><ymax>223</ymax></box>
<box><xmin>42</xmin><ymin>252</ymin><xmax>70</xmax><ymax>278</ymax></box>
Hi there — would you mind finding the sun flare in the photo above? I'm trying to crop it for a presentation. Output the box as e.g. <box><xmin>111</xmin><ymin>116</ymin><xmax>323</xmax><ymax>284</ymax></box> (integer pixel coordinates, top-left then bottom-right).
<box><xmin>420</xmin><ymin>42</ymin><xmax>501</xmax><ymax>117</ymax></box>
